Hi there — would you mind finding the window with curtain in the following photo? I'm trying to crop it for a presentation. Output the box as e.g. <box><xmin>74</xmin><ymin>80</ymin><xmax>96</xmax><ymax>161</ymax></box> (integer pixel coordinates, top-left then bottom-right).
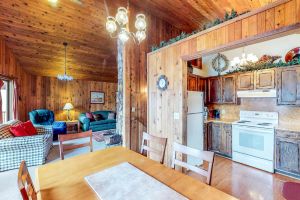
<box><xmin>0</xmin><ymin>79</ymin><xmax>13</xmax><ymax>123</ymax></box>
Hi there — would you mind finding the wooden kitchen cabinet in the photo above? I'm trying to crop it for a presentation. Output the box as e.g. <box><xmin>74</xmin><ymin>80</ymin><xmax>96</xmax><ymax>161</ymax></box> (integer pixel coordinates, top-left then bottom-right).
<box><xmin>187</xmin><ymin>74</ymin><xmax>198</xmax><ymax>91</ymax></box>
<box><xmin>206</xmin><ymin>122</ymin><xmax>232</xmax><ymax>157</ymax></box>
<box><xmin>220</xmin><ymin>124</ymin><xmax>232</xmax><ymax>157</ymax></box>
<box><xmin>208</xmin><ymin>77</ymin><xmax>222</xmax><ymax>104</ymax></box>
<box><xmin>211</xmin><ymin>123</ymin><xmax>221</xmax><ymax>152</ymax></box>
<box><xmin>222</xmin><ymin>75</ymin><xmax>236</xmax><ymax>104</ymax></box>
<box><xmin>277</xmin><ymin>66</ymin><xmax>300</xmax><ymax>105</ymax></box>
<box><xmin>237</xmin><ymin>72</ymin><xmax>254</xmax><ymax>90</ymax></box>
<box><xmin>255</xmin><ymin>69</ymin><xmax>275</xmax><ymax>89</ymax></box>
<box><xmin>276</xmin><ymin>129</ymin><xmax>300</xmax><ymax>175</ymax></box>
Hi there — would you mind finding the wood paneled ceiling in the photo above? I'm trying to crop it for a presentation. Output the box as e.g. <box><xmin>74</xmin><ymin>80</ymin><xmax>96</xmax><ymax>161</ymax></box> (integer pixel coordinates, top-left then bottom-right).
<box><xmin>0</xmin><ymin>0</ymin><xmax>276</xmax><ymax>82</ymax></box>
<box><xmin>131</xmin><ymin>0</ymin><xmax>277</xmax><ymax>31</ymax></box>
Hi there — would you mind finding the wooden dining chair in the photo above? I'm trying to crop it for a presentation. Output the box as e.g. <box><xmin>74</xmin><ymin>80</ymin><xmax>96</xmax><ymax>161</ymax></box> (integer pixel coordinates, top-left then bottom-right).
<box><xmin>171</xmin><ymin>142</ymin><xmax>215</xmax><ymax>185</ymax></box>
<box><xmin>58</xmin><ymin>130</ymin><xmax>93</xmax><ymax>160</ymax></box>
<box><xmin>140</xmin><ymin>132</ymin><xmax>167</xmax><ymax>164</ymax></box>
<box><xmin>18</xmin><ymin>161</ymin><xmax>37</xmax><ymax>200</ymax></box>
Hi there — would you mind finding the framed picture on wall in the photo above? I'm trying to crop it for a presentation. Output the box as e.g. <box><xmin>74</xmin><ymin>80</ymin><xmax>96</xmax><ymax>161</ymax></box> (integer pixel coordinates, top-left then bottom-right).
<box><xmin>90</xmin><ymin>91</ymin><xmax>105</xmax><ymax>104</ymax></box>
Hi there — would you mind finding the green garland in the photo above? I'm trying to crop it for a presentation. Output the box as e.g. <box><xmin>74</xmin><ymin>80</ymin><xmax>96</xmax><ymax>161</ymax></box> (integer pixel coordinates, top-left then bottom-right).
<box><xmin>226</xmin><ymin>57</ymin><xmax>300</xmax><ymax>74</ymax></box>
<box><xmin>151</xmin><ymin>9</ymin><xmax>247</xmax><ymax>52</ymax></box>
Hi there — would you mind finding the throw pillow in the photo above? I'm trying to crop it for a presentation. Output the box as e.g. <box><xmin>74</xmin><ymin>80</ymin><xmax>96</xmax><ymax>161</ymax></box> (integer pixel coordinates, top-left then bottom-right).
<box><xmin>22</xmin><ymin>121</ymin><xmax>37</xmax><ymax>135</ymax></box>
<box><xmin>86</xmin><ymin>112</ymin><xmax>95</xmax><ymax>121</ymax></box>
<box><xmin>108</xmin><ymin>112</ymin><xmax>116</xmax><ymax>120</ymax></box>
<box><xmin>93</xmin><ymin>114</ymin><xmax>103</xmax><ymax>121</ymax></box>
<box><xmin>0</xmin><ymin>124</ymin><xmax>13</xmax><ymax>139</ymax></box>
<box><xmin>10</xmin><ymin>124</ymin><xmax>32</xmax><ymax>137</ymax></box>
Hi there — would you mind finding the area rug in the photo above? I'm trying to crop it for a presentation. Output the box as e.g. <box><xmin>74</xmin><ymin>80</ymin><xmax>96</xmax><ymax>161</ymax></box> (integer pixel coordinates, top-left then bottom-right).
<box><xmin>93</xmin><ymin>129</ymin><xmax>116</xmax><ymax>142</ymax></box>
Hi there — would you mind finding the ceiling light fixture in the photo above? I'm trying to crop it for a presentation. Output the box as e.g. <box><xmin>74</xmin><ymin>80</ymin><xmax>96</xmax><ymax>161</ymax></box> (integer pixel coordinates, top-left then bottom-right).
<box><xmin>57</xmin><ymin>42</ymin><xmax>73</xmax><ymax>81</ymax></box>
<box><xmin>231</xmin><ymin>47</ymin><xmax>258</xmax><ymax>67</ymax></box>
<box><xmin>105</xmin><ymin>2</ymin><xmax>147</xmax><ymax>44</ymax></box>
<box><xmin>48</xmin><ymin>0</ymin><xmax>58</xmax><ymax>6</ymax></box>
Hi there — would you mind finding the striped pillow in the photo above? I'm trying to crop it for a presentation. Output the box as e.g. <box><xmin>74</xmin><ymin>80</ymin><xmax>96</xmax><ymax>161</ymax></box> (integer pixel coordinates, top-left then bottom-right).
<box><xmin>0</xmin><ymin>124</ymin><xmax>13</xmax><ymax>139</ymax></box>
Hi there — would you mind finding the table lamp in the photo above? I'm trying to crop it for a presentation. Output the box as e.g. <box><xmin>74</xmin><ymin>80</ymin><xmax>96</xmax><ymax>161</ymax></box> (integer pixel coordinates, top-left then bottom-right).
<box><xmin>63</xmin><ymin>102</ymin><xmax>74</xmax><ymax>121</ymax></box>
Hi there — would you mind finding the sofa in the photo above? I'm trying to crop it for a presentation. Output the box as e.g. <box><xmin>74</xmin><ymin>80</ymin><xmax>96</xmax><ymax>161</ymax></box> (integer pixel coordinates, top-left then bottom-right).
<box><xmin>79</xmin><ymin>111</ymin><xmax>116</xmax><ymax>132</ymax></box>
<box><xmin>0</xmin><ymin>120</ymin><xmax>53</xmax><ymax>171</ymax></box>
<box><xmin>29</xmin><ymin>109</ymin><xmax>67</xmax><ymax>140</ymax></box>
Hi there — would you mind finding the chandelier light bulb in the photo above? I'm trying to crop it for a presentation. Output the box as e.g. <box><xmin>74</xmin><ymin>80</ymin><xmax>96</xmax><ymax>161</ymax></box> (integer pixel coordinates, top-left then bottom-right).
<box><xmin>136</xmin><ymin>30</ymin><xmax>146</xmax><ymax>42</ymax></box>
<box><xmin>118</xmin><ymin>28</ymin><xmax>129</xmax><ymax>43</ymax></box>
<box><xmin>48</xmin><ymin>0</ymin><xmax>58</xmax><ymax>6</ymax></box>
<box><xmin>116</xmin><ymin>7</ymin><xmax>128</xmax><ymax>25</ymax></box>
<box><xmin>106</xmin><ymin>17</ymin><xmax>117</xmax><ymax>33</ymax></box>
<box><xmin>135</xmin><ymin>14</ymin><xmax>147</xmax><ymax>30</ymax></box>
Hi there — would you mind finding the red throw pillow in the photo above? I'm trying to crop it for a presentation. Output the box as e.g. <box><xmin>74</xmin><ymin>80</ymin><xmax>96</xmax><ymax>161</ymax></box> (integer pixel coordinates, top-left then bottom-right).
<box><xmin>10</xmin><ymin>124</ymin><xmax>31</xmax><ymax>137</ymax></box>
<box><xmin>86</xmin><ymin>112</ymin><xmax>95</xmax><ymax>121</ymax></box>
<box><xmin>10</xmin><ymin>121</ymin><xmax>37</xmax><ymax>137</ymax></box>
<box><xmin>22</xmin><ymin>121</ymin><xmax>37</xmax><ymax>135</ymax></box>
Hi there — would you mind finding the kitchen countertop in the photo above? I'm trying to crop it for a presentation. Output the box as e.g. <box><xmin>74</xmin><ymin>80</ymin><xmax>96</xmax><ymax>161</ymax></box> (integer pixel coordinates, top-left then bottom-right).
<box><xmin>204</xmin><ymin>118</ymin><xmax>238</xmax><ymax>124</ymax></box>
<box><xmin>276</xmin><ymin>124</ymin><xmax>300</xmax><ymax>132</ymax></box>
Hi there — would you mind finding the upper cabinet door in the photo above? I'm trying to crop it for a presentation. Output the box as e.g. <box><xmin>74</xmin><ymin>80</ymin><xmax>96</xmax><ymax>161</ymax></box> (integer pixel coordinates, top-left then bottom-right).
<box><xmin>277</xmin><ymin>67</ymin><xmax>300</xmax><ymax>105</ymax></box>
<box><xmin>237</xmin><ymin>72</ymin><xmax>254</xmax><ymax>90</ymax></box>
<box><xmin>187</xmin><ymin>74</ymin><xmax>197</xmax><ymax>91</ymax></box>
<box><xmin>208</xmin><ymin>77</ymin><xmax>222</xmax><ymax>103</ymax></box>
<box><xmin>255</xmin><ymin>69</ymin><xmax>275</xmax><ymax>89</ymax></box>
<box><xmin>222</xmin><ymin>75</ymin><xmax>236</xmax><ymax>104</ymax></box>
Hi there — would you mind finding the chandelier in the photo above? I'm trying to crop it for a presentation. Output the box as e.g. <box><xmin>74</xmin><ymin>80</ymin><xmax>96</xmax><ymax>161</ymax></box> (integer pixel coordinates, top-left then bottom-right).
<box><xmin>105</xmin><ymin>7</ymin><xmax>147</xmax><ymax>44</ymax></box>
<box><xmin>57</xmin><ymin>42</ymin><xmax>73</xmax><ymax>81</ymax></box>
<box><xmin>231</xmin><ymin>47</ymin><xmax>258</xmax><ymax>67</ymax></box>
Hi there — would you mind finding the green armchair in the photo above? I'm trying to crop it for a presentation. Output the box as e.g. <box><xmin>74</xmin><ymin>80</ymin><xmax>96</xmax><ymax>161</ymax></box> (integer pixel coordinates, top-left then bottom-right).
<box><xmin>78</xmin><ymin>111</ymin><xmax>116</xmax><ymax>132</ymax></box>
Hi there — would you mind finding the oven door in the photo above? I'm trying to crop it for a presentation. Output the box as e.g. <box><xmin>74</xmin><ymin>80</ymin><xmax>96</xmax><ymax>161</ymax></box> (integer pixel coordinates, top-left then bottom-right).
<box><xmin>232</xmin><ymin>125</ymin><xmax>274</xmax><ymax>160</ymax></box>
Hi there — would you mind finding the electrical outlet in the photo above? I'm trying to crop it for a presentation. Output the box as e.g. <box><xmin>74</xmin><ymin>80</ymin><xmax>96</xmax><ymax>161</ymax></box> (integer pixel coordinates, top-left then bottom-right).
<box><xmin>221</xmin><ymin>109</ymin><xmax>226</xmax><ymax>115</ymax></box>
<box><xmin>131</xmin><ymin>107</ymin><xmax>136</xmax><ymax>112</ymax></box>
<box><xmin>174</xmin><ymin>112</ymin><xmax>180</xmax><ymax>120</ymax></box>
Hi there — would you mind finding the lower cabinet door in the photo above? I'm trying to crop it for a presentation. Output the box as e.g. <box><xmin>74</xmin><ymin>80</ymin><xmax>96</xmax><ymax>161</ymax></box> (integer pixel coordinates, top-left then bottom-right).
<box><xmin>276</xmin><ymin>137</ymin><xmax>300</xmax><ymax>174</ymax></box>
<box><xmin>221</xmin><ymin>124</ymin><xmax>232</xmax><ymax>157</ymax></box>
<box><xmin>211</xmin><ymin>123</ymin><xmax>221</xmax><ymax>152</ymax></box>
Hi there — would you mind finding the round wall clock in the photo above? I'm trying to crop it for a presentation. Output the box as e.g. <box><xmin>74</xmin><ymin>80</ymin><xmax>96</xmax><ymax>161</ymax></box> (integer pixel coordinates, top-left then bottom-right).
<box><xmin>157</xmin><ymin>75</ymin><xmax>169</xmax><ymax>91</ymax></box>
<box><xmin>212</xmin><ymin>53</ymin><xmax>229</xmax><ymax>75</ymax></box>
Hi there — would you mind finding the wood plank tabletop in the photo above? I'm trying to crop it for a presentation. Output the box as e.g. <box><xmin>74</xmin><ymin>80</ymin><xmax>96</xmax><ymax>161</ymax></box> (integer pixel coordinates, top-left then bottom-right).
<box><xmin>36</xmin><ymin>147</ymin><xmax>238</xmax><ymax>200</ymax></box>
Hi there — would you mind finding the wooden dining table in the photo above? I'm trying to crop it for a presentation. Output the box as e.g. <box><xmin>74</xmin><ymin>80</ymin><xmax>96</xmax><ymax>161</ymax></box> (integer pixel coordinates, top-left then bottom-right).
<box><xmin>36</xmin><ymin>147</ymin><xmax>238</xmax><ymax>200</ymax></box>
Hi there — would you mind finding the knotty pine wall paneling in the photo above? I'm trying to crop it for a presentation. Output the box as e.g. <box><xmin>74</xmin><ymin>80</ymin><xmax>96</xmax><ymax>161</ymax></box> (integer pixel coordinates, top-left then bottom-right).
<box><xmin>34</xmin><ymin>77</ymin><xmax>117</xmax><ymax>121</ymax></box>
<box><xmin>124</xmin><ymin>6</ymin><xmax>183</xmax><ymax>152</ymax></box>
<box><xmin>148</xmin><ymin>0</ymin><xmax>300</xmax><ymax>167</ymax></box>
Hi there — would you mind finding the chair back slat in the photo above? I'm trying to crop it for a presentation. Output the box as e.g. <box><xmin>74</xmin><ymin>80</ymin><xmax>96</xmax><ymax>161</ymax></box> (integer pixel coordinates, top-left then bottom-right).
<box><xmin>18</xmin><ymin>161</ymin><xmax>37</xmax><ymax>200</ymax></box>
<box><xmin>140</xmin><ymin>132</ymin><xmax>167</xmax><ymax>164</ymax></box>
<box><xmin>58</xmin><ymin>130</ymin><xmax>93</xmax><ymax>160</ymax></box>
<box><xmin>172</xmin><ymin>142</ymin><xmax>215</xmax><ymax>185</ymax></box>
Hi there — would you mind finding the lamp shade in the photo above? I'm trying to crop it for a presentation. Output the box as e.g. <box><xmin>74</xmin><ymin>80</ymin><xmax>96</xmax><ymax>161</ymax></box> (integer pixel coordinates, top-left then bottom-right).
<box><xmin>63</xmin><ymin>103</ymin><xmax>74</xmax><ymax>110</ymax></box>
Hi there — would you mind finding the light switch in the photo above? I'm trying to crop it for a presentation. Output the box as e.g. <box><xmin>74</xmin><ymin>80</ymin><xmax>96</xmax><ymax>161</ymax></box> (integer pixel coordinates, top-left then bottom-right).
<box><xmin>174</xmin><ymin>112</ymin><xmax>180</xmax><ymax>120</ymax></box>
<box><xmin>131</xmin><ymin>107</ymin><xmax>136</xmax><ymax>112</ymax></box>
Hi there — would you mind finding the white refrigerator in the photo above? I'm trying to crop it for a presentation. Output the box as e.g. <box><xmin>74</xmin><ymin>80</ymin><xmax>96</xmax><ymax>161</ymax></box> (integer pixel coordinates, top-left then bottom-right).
<box><xmin>187</xmin><ymin>91</ymin><xmax>204</xmax><ymax>166</ymax></box>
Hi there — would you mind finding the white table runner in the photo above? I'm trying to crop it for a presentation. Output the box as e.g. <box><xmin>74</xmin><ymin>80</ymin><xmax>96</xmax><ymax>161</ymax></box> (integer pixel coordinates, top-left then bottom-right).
<box><xmin>85</xmin><ymin>162</ymin><xmax>188</xmax><ymax>200</ymax></box>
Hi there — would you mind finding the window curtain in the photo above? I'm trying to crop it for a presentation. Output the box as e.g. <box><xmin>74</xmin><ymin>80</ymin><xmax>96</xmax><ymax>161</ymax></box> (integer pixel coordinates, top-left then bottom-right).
<box><xmin>0</xmin><ymin>80</ymin><xmax>4</xmax><ymax>123</ymax></box>
<box><xmin>13</xmin><ymin>80</ymin><xmax>18</xmax><ymax>120</ymax></box>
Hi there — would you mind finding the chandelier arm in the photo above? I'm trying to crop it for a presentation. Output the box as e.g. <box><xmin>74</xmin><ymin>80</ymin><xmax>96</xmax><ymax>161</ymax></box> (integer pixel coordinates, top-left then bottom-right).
<box><xmin>128</xmin><ymin>32</ymin><xmax>138</xmax><ymax>44</ymax></box>
<box><xmin>103</xmin><ymin>0</ymin><xmax>110</xmax><ymax>17</ymax></box>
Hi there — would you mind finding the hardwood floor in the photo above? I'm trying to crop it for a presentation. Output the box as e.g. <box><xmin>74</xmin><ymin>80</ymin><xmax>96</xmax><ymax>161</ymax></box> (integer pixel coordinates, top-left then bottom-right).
<box><xmin>189</xmin><ymin>155</ymin><xmax>299</xmax><ymax>200</ymax></box>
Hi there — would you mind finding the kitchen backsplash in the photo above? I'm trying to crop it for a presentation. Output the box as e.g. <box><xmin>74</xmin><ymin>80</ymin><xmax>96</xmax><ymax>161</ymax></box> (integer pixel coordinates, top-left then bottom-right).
<box><xmin>208</xmin><ymin>98</ymin><xmax>300</xmax><ymax>127</ymax></box>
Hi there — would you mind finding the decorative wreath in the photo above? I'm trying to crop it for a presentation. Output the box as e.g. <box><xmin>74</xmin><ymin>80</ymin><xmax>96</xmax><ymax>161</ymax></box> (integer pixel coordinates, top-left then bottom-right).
<box><xmin>212</xmin><ymin>53</ymin><xmax>229</xmax><ymax>75</ymax></box>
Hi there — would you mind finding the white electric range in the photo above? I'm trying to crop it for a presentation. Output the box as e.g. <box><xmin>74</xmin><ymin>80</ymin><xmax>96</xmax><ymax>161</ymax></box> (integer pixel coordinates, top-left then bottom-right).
<box><xmin>232</xmin><ymin>111</ymin><xmax>278</xmax><ymax>173</ymax></box>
